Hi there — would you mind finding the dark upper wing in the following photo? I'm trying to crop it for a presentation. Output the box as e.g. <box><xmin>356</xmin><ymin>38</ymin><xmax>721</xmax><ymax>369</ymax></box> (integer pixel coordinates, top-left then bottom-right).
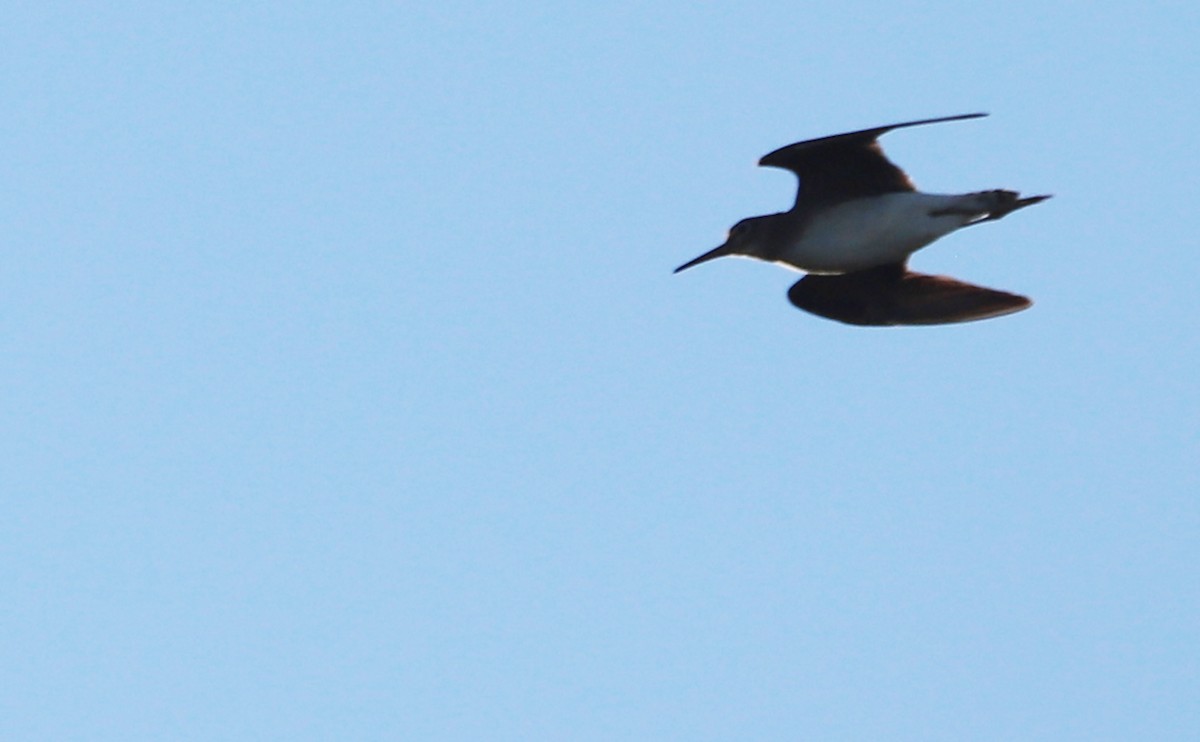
<box><xmin>786</xmin><ymin>261</ymin><xmax>1031</xmax><ymax>326</ymax></box>
<box><xmin>759</xmin><ymin>113</ymin><xmax>987</xmax><ymax>205</ymax></box>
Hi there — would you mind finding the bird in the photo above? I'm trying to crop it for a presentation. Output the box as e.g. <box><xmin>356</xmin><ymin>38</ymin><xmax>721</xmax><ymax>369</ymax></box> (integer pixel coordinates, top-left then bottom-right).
<box><xmin>674</xmin><ymin>113</ymin><xmax>1050</xmax><ymax>326</ymax></box>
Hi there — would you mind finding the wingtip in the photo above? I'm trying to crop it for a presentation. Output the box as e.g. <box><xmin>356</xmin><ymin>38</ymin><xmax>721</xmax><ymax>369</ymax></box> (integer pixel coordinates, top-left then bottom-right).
<box><xmin>923</xmin><ymin>112</ymin><xmax>988</xmax><ymax>125</ymax></box>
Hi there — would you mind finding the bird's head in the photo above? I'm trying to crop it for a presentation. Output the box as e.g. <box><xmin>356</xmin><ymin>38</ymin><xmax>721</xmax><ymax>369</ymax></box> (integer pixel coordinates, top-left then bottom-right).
<box><xmin>674</xmin><ymin>217</ymin><xmax>769</xmax><ymax>273</ymax></box>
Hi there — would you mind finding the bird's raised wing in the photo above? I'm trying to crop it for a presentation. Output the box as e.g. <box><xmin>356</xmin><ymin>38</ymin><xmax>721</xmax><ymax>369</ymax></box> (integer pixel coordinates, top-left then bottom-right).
<box><xmin>759</xmin><ymin>113</ymin><xmax>986</xmax><ymax>205</ymax></box>
<box><xmin>786</xmin><ymin>261</ymin><xmax>1031</xmax><ymax>326</ymax></box>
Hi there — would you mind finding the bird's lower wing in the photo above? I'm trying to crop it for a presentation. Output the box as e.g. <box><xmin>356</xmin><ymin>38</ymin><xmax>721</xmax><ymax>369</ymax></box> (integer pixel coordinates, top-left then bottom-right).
<box><xmin>787</xmin><ymin>265</ymin><xmax>1032</xmax><ymax>326</ymax></box>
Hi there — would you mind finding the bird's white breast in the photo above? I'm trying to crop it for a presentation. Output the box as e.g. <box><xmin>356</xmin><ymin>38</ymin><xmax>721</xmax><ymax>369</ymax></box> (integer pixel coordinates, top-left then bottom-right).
<box><xmin>776</xmin><ymin>192</ymin><xmax>978</xmax><ymax>273</ymax></box>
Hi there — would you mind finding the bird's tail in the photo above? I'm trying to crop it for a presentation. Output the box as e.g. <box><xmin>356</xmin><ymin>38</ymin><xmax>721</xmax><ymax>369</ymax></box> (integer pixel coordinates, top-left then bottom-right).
<box><xmin>970</xmin><ymin>190</ymin><xmax>1052</xmax><ymax>225</ymax></box>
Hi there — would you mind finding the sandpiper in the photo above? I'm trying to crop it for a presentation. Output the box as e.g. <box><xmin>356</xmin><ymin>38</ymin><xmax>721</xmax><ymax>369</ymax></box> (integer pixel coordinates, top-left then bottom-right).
<box><xmin>675</xmin><ymin>113</ymin><xmax>1050</xmax><ymax>326</ymax></box>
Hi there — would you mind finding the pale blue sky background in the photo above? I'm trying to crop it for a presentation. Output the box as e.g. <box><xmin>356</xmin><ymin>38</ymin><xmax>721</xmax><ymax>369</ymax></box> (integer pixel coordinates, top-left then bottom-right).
<box><xmin>3</xmin><ymin>2</ymin><xmax>1197</xmax><ymax>740</ymax></box>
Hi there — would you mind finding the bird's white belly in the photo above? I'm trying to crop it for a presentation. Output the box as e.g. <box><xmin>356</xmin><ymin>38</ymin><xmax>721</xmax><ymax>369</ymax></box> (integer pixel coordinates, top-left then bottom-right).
<box><xmin>775</xmin><ymin>192</ymin><xmax>976</xmax><ymax>273</ymax></box>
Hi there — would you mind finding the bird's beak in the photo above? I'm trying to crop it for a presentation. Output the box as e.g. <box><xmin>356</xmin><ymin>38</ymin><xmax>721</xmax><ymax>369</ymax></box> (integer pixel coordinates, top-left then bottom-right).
<box><xmin>673</xmin><ymin>241</ymin><xmax>735</xmax><ymax>273</ymax></box>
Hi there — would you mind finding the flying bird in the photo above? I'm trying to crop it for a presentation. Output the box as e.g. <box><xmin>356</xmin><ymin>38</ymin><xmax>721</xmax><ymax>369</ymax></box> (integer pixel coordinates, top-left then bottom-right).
<box><xmin>674</xmin><ymin>113</ymin><xmax>1050</xmax><ymax>326</ymax></box>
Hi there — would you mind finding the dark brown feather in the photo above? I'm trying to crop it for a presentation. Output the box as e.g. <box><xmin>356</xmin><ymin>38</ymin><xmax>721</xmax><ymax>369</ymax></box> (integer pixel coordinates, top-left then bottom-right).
<box><xmin>759</xmin><ymin>113</ymin><xmax>986</xmax><ymax>205</ymax></box>
<box><xmin>786</xmin><ymin>262</ymin><xmax>1031</xmax><ymax>326</ymax></box>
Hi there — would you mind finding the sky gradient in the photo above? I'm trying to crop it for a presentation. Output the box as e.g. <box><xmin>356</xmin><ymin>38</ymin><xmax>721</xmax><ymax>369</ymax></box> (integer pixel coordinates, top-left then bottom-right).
<box><xmin>3</xmin><ymin>2</ymin><xmax>1197</xmax><ymax>739</ymax></box>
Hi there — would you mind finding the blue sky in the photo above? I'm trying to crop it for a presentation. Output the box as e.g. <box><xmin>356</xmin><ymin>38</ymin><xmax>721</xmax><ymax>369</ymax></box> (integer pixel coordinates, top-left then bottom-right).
<box><xmin>3</xmin><ymin>2</ymin><xmax>1197</xmax><ymax>739</ymax></box>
